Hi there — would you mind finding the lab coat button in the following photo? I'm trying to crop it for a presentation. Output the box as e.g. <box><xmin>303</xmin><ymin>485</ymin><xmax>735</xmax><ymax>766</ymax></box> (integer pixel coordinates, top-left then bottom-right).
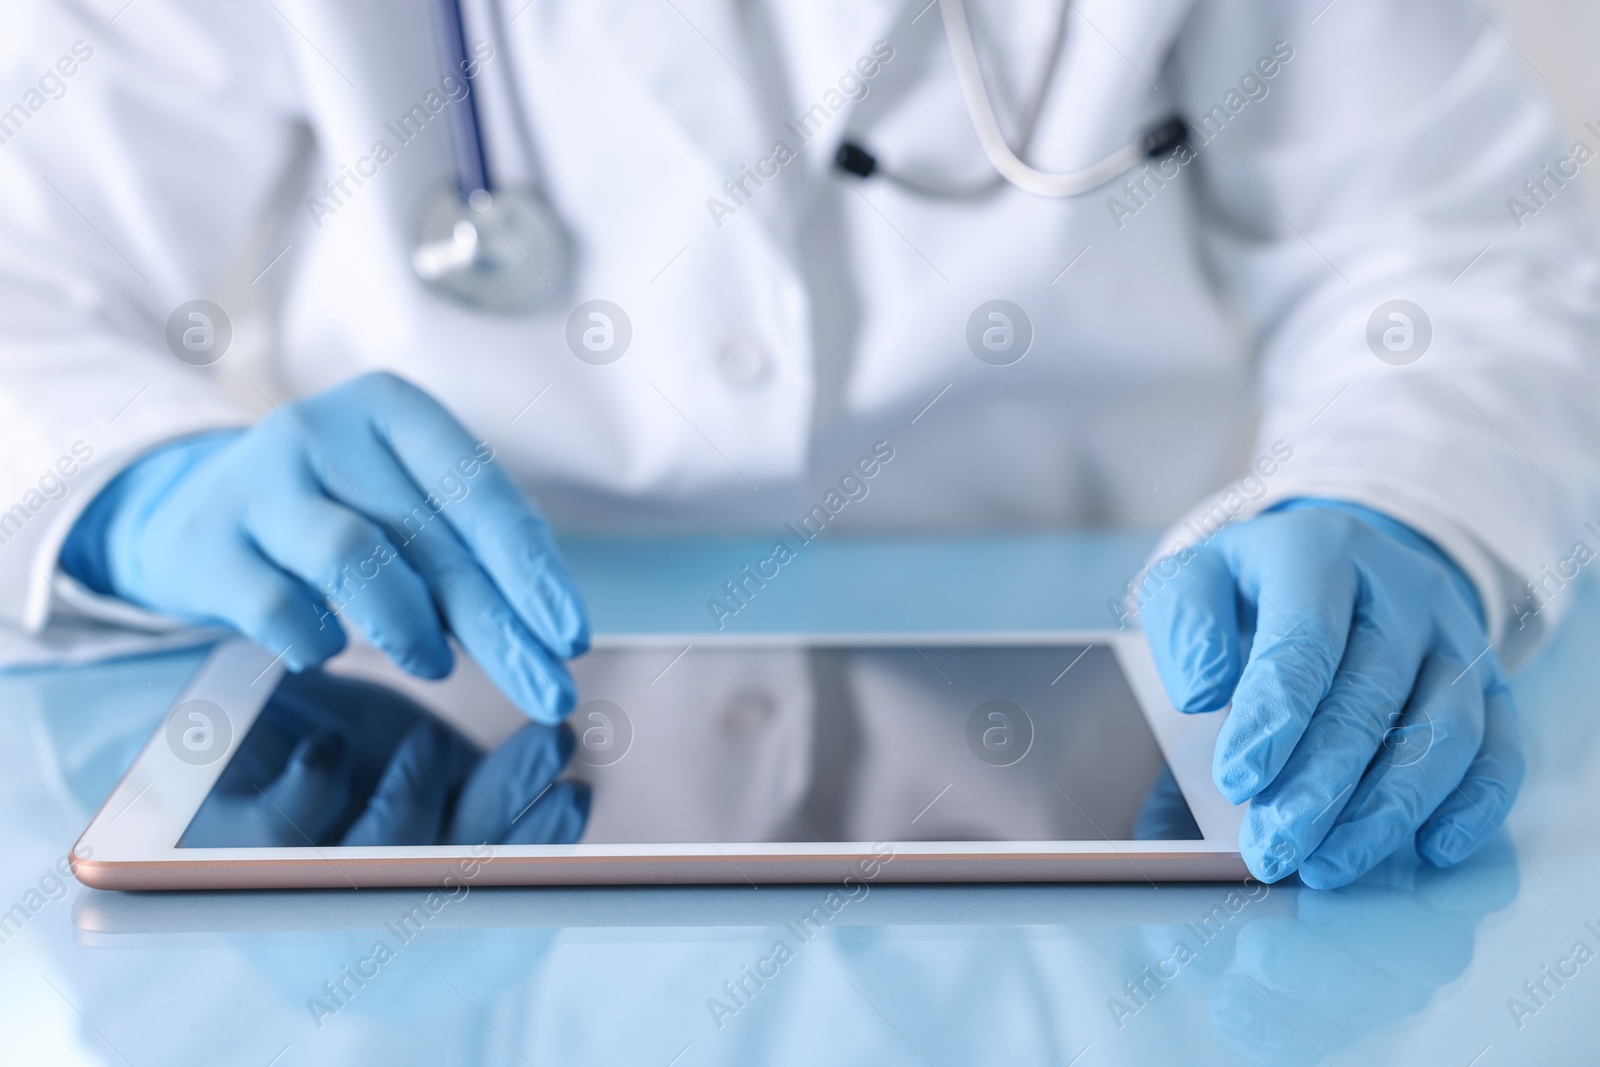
<box><xmin>717</xmin><ymin>335</ymin><xmax>771</xmax><ymax>388</ymax></box>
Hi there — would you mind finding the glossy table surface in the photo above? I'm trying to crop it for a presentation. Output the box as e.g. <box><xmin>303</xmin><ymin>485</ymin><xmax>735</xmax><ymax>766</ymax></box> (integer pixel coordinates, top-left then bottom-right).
<box><xmin>2</xmin><ymin>533</ymin><xmax>1598</xmax><ymax>1066</ymax></box>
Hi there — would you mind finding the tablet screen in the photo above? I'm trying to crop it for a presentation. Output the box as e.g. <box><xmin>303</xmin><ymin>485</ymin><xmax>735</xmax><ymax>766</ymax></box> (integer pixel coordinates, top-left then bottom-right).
<box><xmin>178</xmin><ymin>642</ymin><xmax>1199</xmax><ymax>849</ymax></box>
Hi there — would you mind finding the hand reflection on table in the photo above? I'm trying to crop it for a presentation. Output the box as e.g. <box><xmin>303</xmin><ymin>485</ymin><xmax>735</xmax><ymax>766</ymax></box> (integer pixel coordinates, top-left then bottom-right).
<box><xmin>180</xmin><ymin>670</ymin><xmax>588</xmax><ymax>848</ymax></box>
<box><xmin>1125</xmin><ymin>747</ymin><xmax>1518</xmax><ymax>1062</ymax></box>
<box><xmin>1209</xmin><ymin>840</ymin><xmax>1519</xmax><ymax>1065</ymax></box>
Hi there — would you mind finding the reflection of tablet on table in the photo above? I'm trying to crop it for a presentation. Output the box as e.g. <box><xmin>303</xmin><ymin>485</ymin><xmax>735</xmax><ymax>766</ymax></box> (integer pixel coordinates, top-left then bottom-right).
<box><xmin>73</xmin><ymin>633</ymin><xmax>1245</xmax><ymax>889</ymax></box>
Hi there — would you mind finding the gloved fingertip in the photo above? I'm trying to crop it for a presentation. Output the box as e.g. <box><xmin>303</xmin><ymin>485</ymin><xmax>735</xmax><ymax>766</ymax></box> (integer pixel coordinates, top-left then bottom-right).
<box><xmin>278</xmin><ymin>623</ymin><xmax>346</xmax><ymax>672</ymax></box>
<box><xmin>1294</xmin><ymin>857</ymin><xmax>1359</xmax><ymax>891</ymax></box>
<box><xmin>555</xmin><ymin>722</ymin><xmax>576</xmax><ymax>764</ymax></box>
<box><xmin>1242</xmin><ymin>832</ymin><xmax>1302</xmax><ymax>884</ymax></box>
<box><xmin>1177</xmin><ymin>681</ymin><xmax>1233</xmax><ymax>715</ymax></box>
<box><xmin>1418</xmin><ymin>823</ymin><xmax>1475</xmax><ymax>869</ymax></box>
<box><xmin>1297</xmin><ymin>827</ymin><xmax>1389</xmax><ymax>889</ymax></box>
<box><xmin>495</xmin><ymin>632</ymin><xmax>577</xmax><ymax>724</ymax></box>
<box><xmin>395</xmin><ymin>638</ymin><xmax>454</xmax><ymax>681</ymax></box>
<box><xmin>558</xmin><ymin>603</ymin><xmax>590</xmax><ymax>659</ymax></box>
<box><xmin>1151</xmin><ymin>631</ymin><xmax>1241</xmax><ymax>715</ymax></box>
<box><xmin>410</xmin><ymin>657</ymin><xmax>453</xmax><ymax>682</ymax></box>
<box><xmin>549</xmin><ymin>667</ymin><xmax>579</xmax><ymax>722</ymax></box>
<box><xmin>283</xmin><ymin>645</ymin><xmax>332</xmax><ymax>673</ymax></box>
<box><xmin>566</xmin><ymin>620</ymin><xmax>592</xmax><ymax>660</ymax></box>
<box><xmin>1243</xmin><ymin>855</ymin><xmax>1294</xmax><ymax>885</ymax></box>
<box><xmin>536</xmin><ymin>570</ymin><xmax>590</xmax><ymax>658</ymax></box>
<box><xmin>522</xmin><ymin>675</ymin><xmax>576</xmax><ymax>725</ymax></box>
<box><xmin>1215</xmin><ymin>756</ymin><xmax>1265</xmax><ymax>807</ymax></box>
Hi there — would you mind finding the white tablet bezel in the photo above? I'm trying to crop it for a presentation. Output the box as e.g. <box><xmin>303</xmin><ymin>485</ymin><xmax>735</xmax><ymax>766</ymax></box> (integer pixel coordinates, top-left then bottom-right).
<box><xmin>72</xmin><ymin>633</ymin><xmax>1246</xmax><ymax>889</ymax></box>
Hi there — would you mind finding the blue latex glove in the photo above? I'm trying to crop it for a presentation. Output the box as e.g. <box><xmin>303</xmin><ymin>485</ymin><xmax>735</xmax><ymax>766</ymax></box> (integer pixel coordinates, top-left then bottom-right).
<box><xmin>181</xmin><ymin>669</ymin><xmax>588</xmax><ymax>848</ymax></box>
<box><xmin>1140</xmin><ymin>498</ymin><xmax>1523</xmax><ymax>888</ymax></box>
<box><xmin>60</xmin><ymin>372</ymin><xmax>587</xmax><ymax>722</ymax></box>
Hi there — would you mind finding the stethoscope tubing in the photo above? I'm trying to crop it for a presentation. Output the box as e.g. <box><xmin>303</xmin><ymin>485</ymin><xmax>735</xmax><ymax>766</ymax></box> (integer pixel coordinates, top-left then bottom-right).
<box><xmin>936</xmin><ymin>0</ymin><xmax>1176</xmax><ymax>198</ymax></box>
<box><xmin>838</xmin><ymin>0</ymin><xmax>1185</xmax><ymax>199</ymax></box>
<box><xmin>412</xmin><ymin>0</ymin><xmax>1186</xmax><ymax>311</ymax></box>
<box><xmin>428</xmin><ymin>0</ymin><xmax>492</xmax><ymax>199</ymax></box>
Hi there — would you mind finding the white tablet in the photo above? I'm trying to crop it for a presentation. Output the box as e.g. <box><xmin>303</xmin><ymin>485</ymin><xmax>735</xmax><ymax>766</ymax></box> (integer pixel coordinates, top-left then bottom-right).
<box><xmin>72</xmin><ymin>633</ymin><xmax>1246</xmax><ymax>890</ymax></box>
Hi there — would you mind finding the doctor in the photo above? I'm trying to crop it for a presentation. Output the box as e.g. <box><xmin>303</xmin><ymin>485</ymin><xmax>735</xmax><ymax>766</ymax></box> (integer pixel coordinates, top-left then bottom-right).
<box><xmin>2</xmin><ymin>0</ymin><xmax>1597</xmax><ymax>888</ymax></box>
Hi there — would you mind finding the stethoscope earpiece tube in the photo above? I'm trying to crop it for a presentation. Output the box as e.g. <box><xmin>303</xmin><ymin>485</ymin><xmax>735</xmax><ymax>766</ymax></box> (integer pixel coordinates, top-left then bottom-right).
<box><xmin>428</xmin><ymin>0</ymin><xmax>491</xmax><ymax>199</ymax></box>
<box><xmin>833</xmin><ymin>115</ymin><xmax>1187</xmax><ymax>194</ymax></box>
<box><xmin>1140</xmin><ymin>118</ymin><xmax>1189</xmax><ymax>159</ymax></box>
<box><xmin>834</xmin><ymin>0</ymin><xmax>1188</xmax><ymax>199</ymax></box>
<box><xmin>834</xmin><ymin>142</ymin><xmax>879</xmax><ymax>179</ymax></box>
<box><xmin>413</xmin><ymin>0</ymin><xmax>1189</xmax><ymax>311</ymax></box>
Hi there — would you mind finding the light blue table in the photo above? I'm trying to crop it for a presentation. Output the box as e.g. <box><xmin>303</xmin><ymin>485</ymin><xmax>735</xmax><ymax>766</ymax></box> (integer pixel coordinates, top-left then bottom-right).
<box><xmin>2</xmin><ymin>534</ymin><xmax>1598</xmax><ymax>1066</ymax></box>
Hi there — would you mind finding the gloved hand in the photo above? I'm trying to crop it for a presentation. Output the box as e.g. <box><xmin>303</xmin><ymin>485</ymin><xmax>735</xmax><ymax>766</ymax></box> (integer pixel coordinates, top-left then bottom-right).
<box><xmin>60</xmin><ymin>372</ymin><xmax>587</xmax><ymax>722</ymax></box>
<box><xmin>1140</xmin><ymin>499</ymin><xmax>1523</xmax><ymax>889</ymax></box>
<box><xmin>181</xmin><ymin>669</ymin><xmax>588</xmax><ymax>848</ymax></box>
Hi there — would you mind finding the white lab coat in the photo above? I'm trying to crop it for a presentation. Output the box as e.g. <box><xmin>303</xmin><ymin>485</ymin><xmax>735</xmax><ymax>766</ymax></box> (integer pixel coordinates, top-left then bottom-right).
<box><xmin>1</xmin><ymin>0</ymin><xmax>1597</xmax><ymax>665</ymax></box>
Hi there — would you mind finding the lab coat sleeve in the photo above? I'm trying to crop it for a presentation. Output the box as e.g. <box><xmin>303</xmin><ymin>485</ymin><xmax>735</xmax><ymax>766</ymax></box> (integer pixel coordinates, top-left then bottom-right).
<box><xmin>1163</xmin><ymin>0</ymin><xmax>1600</xmax><ymax>667</ymax></box>
<box><xmin>0</xmin><ymin>1</ymin><xmax>306</xmax><ymax>633</ymax></box>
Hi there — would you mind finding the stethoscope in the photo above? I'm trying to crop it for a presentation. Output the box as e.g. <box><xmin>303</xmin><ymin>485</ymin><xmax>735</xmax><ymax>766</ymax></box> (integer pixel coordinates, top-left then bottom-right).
<box><xmin>413</xmin><ymin>0</ymin><xmax>1187</xmax><ymax>312</ymax></box>
<box><xmin>409</xmin><ymin>0</ymin><xmax>568</xmax><ymax>312</ymax></box>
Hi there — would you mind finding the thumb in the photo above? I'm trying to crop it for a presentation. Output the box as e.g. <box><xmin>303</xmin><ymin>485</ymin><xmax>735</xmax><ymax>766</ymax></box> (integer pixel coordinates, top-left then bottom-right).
<box><xmin>1137</xmin><ymin>545</ymin><xmax>1244</xmax><ymax>713</ymax></box>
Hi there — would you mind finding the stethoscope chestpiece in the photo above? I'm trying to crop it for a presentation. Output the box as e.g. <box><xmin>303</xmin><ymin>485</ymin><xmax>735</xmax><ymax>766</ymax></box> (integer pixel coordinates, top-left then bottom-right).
<box><xmin>411</xmin><ymin>185</ymin><xmax>568</xmax><ymax>313</ymax></box>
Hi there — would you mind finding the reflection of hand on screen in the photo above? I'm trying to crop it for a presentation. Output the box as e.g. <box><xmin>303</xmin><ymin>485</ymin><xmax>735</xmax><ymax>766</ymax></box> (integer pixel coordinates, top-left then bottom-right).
<box><xmin>180</xmin><ymin>723</ymin><xmax>362</xmax><ymax>848</ymax></box>
<box><xmin>446</xmin><ymin>721</ymin><xmax>588</xmax><ymax>846</ymax></box>
<box><xmin>179</xmin><ymin>670</ymin><xmax>588</xmax><ymax>848</ymax></box>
